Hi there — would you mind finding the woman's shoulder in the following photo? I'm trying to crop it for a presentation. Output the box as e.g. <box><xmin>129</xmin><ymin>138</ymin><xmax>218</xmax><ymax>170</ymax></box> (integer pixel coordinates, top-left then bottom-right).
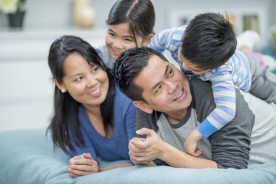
<box><xmin>114</xmin><ymin>87</ymin><xmax>136</xmax><ymax>115</ymax></box>
<box><xmin>114</xmin><ymin>87</ymin><xmax>133</xmax><ymax>103</ymax></box>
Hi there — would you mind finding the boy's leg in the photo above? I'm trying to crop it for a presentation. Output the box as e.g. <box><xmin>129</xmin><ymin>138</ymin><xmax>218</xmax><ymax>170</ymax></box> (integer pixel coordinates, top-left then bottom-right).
<box><xmin>248</xmin><ymin>55</ymin><xmax>276</xmax><ymax>103</ymax></box>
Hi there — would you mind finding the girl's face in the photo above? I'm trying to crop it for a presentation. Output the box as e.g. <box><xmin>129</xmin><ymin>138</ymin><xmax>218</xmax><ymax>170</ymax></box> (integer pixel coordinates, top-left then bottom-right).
<box><xmin>55</xmin><ymin>52</ymin><xmax>109</xmax><ymax>109</ymax></box>
<box><xmin>105</xmin><ymin>22</ymin><xmax>150</xmax><ymax>59</ymax></box>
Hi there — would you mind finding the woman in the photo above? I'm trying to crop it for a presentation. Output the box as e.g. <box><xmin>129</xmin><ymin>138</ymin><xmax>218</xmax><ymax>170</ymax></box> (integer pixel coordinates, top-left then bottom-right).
<box><xmin>97</xmin><ymin>0</ymin><xmax>156</xmax><ymax>68</ymax></box>
<box><xmin>47</xmin><ymin>35</ymin><xmax>136</xmax><ymax>177</ymax></box>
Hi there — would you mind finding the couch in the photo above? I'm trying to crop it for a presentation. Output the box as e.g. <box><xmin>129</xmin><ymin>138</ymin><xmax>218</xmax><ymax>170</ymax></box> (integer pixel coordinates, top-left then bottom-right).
<box><xmin>1</xmin><ymin>128</ymin><xmax>276</xmax><ymax>184</ymax></box>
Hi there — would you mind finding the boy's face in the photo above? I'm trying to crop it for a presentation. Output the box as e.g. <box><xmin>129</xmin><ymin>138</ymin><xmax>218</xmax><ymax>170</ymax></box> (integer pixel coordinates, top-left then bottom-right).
<box><xmin>178</xmin><ymin>53</ymin><xmax>210</xmax><ymax>75</ymax></box>
<box><xmin>133</xmin><ymin>55</ymin><xmax>192</xmax><ymax>117</ymax></box>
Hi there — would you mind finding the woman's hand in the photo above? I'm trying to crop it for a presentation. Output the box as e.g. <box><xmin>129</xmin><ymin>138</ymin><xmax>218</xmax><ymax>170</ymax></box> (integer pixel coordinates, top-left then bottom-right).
<box><xmin>68</xmin><ymin>153</ymin><xmax>99</xmax><ymax>177</ymax></box>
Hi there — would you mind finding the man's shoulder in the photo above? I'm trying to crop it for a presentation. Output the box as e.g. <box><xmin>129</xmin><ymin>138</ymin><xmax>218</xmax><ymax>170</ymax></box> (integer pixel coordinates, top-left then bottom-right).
<box><xmin>189</xmin><ymin>77</ymin><xmax>214</xmax><ymax>103</ymax></box>
<box><xmin>188</xmin><ymin>77</ymin><xmax>216</xmax><ymax>123</ymax></box>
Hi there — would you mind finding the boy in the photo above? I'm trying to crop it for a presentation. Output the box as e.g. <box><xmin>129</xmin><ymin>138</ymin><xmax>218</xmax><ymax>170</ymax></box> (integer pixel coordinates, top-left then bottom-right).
<box><xmin>149</xmin><ymin>12</ymin><xmax>276</xmax><ymax>156</ymax></box>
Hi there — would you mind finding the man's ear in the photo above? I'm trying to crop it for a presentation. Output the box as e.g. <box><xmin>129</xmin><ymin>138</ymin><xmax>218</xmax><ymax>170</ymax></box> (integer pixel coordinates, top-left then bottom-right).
<box><xmin>133</xmin><ymin>101</ymin><xmax>153</xmax><ymax>114</ymax></box>
<box><xmin>142</xmin><ymin>33</ymin><xmax>154</xmax><ymax>47</ymax></box>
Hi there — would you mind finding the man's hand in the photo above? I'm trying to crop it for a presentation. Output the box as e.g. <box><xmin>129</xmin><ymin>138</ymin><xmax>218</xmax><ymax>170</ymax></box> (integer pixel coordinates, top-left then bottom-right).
<box><xmin>128</xmin><ymin>128</ymin><xmax>165</xmax><ymax>165</ymax></box>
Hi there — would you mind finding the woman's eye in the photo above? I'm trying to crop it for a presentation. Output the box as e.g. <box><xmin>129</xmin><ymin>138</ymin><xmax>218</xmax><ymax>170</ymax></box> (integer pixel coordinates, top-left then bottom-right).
<box><xmin>91</xmin><ymin>66</ymin><xmax>98</xmax><ymax>73</ymax></box>
<box><xmin>75</xmin><ymin>76</ymin><xmax>82</xmax><ymax>82</ymax></box>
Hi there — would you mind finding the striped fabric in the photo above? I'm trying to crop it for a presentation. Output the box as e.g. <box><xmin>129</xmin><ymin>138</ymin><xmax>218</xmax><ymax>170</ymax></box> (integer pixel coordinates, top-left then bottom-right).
<box><xmin>149</xmin><ymin>25</ymin><xmax>251</xmax><ymax>138</ymax></box>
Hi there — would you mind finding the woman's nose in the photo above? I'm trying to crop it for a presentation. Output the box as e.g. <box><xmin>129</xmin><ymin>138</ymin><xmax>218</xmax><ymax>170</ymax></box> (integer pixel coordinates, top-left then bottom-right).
<box><xmin>86</xmin><ymin>76</ymin><xmax>97</xmax><ymax>87</ymax></box>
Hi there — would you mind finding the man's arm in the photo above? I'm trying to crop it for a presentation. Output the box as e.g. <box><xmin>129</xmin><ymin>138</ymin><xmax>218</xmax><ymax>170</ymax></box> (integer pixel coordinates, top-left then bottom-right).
<box><xmin>134</xmin><ymin>79</ymin><xmax>254</xmax><ymax>169</ymax></box>
<box><xmin>190</xmin><ymin>78</ymin><xmax>254</xmax><ymax>169</ymax></box>
<box><xmin>135</xmin><ymin>109</ymin><xmax>218</xmax><ymax>168</ymax></box>
<box><xmin>129</xmin><ymin>128</ymin><xmax>217</xmax><ymax>168</ymax></box>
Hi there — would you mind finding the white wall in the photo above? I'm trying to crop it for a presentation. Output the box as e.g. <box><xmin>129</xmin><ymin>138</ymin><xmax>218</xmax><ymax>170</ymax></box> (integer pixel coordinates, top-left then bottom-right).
<box><xmin>0</xmin><ymin>0</ymin><xmax>274</xmax><ymax>34</ymax></box>
<box><xmin>0</xmin><ymin>0</ymin><xmax>274</xmax><ymax>131</ymax></box>
<box><xmin>0</xmin><ymin>30</ymin><xmax>105</xmax><ymax>131</ymax></box>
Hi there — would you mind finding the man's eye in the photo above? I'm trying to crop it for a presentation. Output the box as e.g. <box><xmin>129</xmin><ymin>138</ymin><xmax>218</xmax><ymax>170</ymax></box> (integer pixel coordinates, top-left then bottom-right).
<box><xmin>154</xmin><ymin>85</ymin><xmax>162</xmax><ymax>95</ymax></box>
<box><xmin>168</xmin><ymin>69</ymin><xmax>174</xmax><ymax>78</ymax></box>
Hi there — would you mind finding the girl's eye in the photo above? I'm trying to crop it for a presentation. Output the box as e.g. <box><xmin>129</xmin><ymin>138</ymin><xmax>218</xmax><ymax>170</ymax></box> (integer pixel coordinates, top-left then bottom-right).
<box><xmin>124</xmin><ymin>36</ymin><xmax>135</xmax><ymax>42</ymax></box>
<box><xmin>108</xmin><ymin>31</ymin><xmax>115</xmax><ymax>37</ymax></box>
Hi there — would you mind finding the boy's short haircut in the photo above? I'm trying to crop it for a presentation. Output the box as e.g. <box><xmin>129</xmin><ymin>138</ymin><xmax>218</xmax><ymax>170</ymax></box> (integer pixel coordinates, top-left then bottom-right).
<box><xmin>181</xmin><ymin>12</ymin><xmax>237</xmax><ymax>70</ymax></box>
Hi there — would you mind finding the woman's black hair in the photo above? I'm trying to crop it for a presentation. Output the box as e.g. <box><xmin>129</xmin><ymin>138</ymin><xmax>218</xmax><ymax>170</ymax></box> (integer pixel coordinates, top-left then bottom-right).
<box><xmin>47</xmin><ymin>35</ymin><xmax>115</xmax><ymax>154</ymax></box>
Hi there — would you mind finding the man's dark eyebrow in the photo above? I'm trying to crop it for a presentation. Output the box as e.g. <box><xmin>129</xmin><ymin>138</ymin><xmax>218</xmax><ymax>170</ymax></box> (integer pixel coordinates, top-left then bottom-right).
<box><xmin>150</xmin><ymin>64</ymin><xmax>169</xmax><ymax>92</ymax></box>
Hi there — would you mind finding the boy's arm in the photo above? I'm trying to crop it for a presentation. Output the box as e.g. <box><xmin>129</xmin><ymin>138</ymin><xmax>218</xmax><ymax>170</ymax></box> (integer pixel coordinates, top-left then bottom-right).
<box><xmin>190</xmin><ymin>78</ymin><xmax>254</xmax><ymax>169</ymax></box>
<box><xmin>149</xmin><ymin>26</ymin><xmax>186</xmax><ymax>58</ymax></box>
<box><xmin>197</xmin><ymin>71</ymin><xmax>236</xmax><ymax>138</ymax></box>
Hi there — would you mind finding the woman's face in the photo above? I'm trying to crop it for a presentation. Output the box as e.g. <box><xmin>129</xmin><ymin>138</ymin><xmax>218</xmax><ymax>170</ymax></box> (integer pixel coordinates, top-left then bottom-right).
<box><xmin>56</xmin><ymin>52</ymin><xmax>109</xmax><ymax>109</ymax></box>
<box><xmin>105</xmin><ymin>22</ymin><xmax>149</xmax><ymax>59</ymax></box>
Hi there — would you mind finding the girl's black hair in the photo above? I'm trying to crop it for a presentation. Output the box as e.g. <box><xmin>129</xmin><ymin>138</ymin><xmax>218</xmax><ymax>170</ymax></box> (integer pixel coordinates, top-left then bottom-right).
<box><xmin>106</xmin><ymin>0</ymin><xmax>155</xmax><ymax>46</ymax></box>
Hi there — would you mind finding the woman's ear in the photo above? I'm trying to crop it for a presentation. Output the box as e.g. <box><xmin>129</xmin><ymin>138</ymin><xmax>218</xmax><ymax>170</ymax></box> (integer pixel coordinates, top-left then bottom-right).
<box><xmin>54</xmin><ymin>80</ymin><xmax>67</xmax><ymax>93</ymax></box>
<box><xmin>142</xmin><ymin>33</ymin><xmax>155</xmax><ymax>47</ymax></box>
<box><xmin>133</xmin><ymin>101</ymin><xmax>153</xmax><ymax>114</ymax></box>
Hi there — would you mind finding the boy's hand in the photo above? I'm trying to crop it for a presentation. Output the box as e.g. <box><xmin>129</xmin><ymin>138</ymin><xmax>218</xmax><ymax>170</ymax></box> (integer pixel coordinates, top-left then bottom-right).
<box><xmin>184</xmin><ymin>129</ymin><xmax>203</xmax><ymax>156</ymax></box>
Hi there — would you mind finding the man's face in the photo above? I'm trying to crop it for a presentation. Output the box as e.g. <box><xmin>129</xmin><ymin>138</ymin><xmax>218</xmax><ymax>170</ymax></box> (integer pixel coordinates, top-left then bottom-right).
<box><xmin>134</xmin><ymin>55</ymin><xmax>192</xmax><ymax>117</ymax></box>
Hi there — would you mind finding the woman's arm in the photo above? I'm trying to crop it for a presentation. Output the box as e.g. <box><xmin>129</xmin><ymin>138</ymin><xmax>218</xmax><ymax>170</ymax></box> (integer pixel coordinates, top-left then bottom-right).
<box><xmin>100</xmin><ymin>162</ymin><xmax>133</xmax><ymax>172</ymax></box>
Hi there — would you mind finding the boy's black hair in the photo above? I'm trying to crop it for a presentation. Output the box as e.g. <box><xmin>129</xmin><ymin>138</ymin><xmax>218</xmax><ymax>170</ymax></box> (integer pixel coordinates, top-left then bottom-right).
<box><xmin>181</xmin><ymin>12</ymin><xmax>237</xmax><ymax>70</ymax></box>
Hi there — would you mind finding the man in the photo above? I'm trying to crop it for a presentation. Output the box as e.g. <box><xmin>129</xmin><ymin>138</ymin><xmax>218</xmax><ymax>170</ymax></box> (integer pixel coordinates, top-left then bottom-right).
<box><xmin>113</xmin><ymin>47</ymin><xmax>276</xmax><ymax>169</ymax></box>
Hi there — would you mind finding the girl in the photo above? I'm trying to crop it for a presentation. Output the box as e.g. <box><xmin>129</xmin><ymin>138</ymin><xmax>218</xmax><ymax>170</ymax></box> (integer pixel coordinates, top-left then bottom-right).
<box><xmin>97</xmin><ymin>0</ymin><xmax>156</xmax><ymax>69</ymax></box>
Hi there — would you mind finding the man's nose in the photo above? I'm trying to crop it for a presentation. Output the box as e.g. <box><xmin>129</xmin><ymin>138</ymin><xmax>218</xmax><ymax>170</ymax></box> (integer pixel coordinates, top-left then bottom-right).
<box><xmin>165</xmin><ymin>80</ymin><xmax>177</xmax><ymax>94</ymax></box>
